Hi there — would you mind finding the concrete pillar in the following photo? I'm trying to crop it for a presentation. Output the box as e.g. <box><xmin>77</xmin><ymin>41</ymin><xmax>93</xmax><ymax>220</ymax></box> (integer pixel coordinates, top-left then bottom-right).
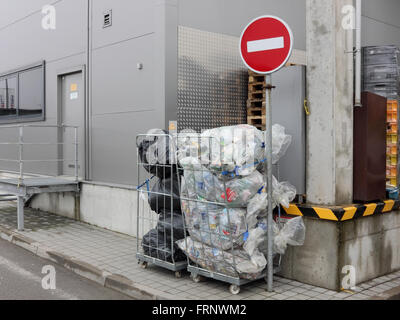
<box><xmin>306</xmin><ymin>0</ymin><xmax>354</xmax><ymax>205</ymax></box>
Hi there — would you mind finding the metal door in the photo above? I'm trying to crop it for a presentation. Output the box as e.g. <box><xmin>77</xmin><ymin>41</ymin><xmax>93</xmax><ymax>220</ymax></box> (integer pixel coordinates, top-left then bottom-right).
<box><xmin>271</xmin><ymin>66</ymin><xmax>306</xmax><ymax>195</ymax></box>
<box><xmin>60</xmin><ymin>72</ymin><xmax>84</xmax><ymax>178</ymax></box>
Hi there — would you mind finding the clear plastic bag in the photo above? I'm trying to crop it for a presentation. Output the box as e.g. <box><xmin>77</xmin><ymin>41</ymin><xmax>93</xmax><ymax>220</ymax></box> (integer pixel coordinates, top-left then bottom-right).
<box><xmin>246</xmin><ymin>193</ymin><xmax>268</xmax><ymax>229</ymax></box>
<box><xmin>272</xmin><ymin>176</ymin><xmax>296</xmax><ymax>209</ymax></box>
<box><xmin>246</xmin><ymin>220</ymin><xmax>279</xmax><ymax>255</ymax></box>
<box><xmin>237</xmin><ymin>248</ymin><xmax>266</xmax><ymax>276</ymax></box>
<box><xmin>256</xmin><ymin>217</ymin><xmax>306</xmax><ymax>255</ymax></box>
<box><xmin>177</xmin><ymin>124</ymin><xmax>292</xmax><ymax>176</ymax></box>
<box><xmin>246</xmin><ymin>176</ymin><xmax>296</xmax><ymax>221</ymax></box>
<box><xmin>180</xmin><ymin>198</ymin><xmax>247</xmax><ymax>250</ymax></box>
<box><xmin>180</xmin><ymin>157</ymin><xmax>264</xmax><ymax>207</ymax></box>
<box><xmin>174</xmin><ymin>123</ymin><xmax>300</xmax><ymax>278</ymax></box>
<box><xmin>176</xmin><ymin>130</ymin><xmax>201</xmax><ymax>161</ymax></box>
<box><xmin>271</xmin><ymin>124</ymin><xmax>292</xmax><ymax>164</ymax></box>
<box><xmin>176</xmin><ymin>237</ymin><xmax>266</xmax><ymax>280</ymax></box>
<box><xmin>243</xmin><ymin>225</ymin><xmax>266</xmax><ymax>257</ymax></box>
<box><xmin>273</xmin><ymin>217</ymin><xmax>306</xmax><ymax>255</ymax></box>
<box><xmin>199</xmin><ymin>125</ymin><xmax>265</xmax><ymax>176</ymax></box>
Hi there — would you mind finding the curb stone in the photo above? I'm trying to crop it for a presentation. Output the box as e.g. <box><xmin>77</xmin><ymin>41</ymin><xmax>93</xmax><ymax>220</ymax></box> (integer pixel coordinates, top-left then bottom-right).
<box><xmin>0</xmin><ymin>225</ymin><xmax>177</xmax><ymax>300</ymax></box>
<box><xmin>369</xmin><ymin>285</ymin><xmax>400</xmax><ymax>300</ymax></box>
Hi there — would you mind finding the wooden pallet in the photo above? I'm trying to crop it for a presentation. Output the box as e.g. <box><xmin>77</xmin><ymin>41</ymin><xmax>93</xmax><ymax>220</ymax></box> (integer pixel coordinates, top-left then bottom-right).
<box><xmin>247</xmin><ymin>71</ymin><xmax>267</xmax><ymax>130</ymax></box>
<box><xmin>249</xmin><ymin>73</ymin><xmax>265</xmax><ymax>84</ymax></box>
<box><xmin>248</xmin><ymin>91</ymin><xmax>266</xmax><ymax>100</ymax></box>
<box><xmin>247</xmin><ymin>107</ymin><xmax>266</xmax><ymax>117</ymax></box>
<box><xmin>247</xmin><ymin>115</ymin><xmax>266</xmax><ymax>130</ymax></box>
<box><xmin>247</xmin><ymin>100</ymin><xmax>266</xmax><ymax>108</ymax></box>
<box><xmin>248</xmin><ymin>83</ymin><xmax>266</xmax><ymax>92</ymax></box>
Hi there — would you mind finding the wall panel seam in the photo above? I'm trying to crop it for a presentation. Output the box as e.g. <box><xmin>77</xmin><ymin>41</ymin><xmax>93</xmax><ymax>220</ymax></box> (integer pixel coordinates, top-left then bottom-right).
<box><xmin>92</xmin><ymin>109</ymin><xmax>156</xmax><ymax>118</ymax></box>
<box><xmin>362</xmin><ymin>15</ymin><xmax>400</xmax><ymax>30</ymax></box>
<box><xmin>46</xmin><ymin>51</ymin><xmax>86</xmax><ymax>65</ymax></box>
<box><xmin>91</xmin><ymin>32</ymin><xmax>155</xmax><ymax>52</ymax></box>
<box><xmin>0</xmin><ymin>0</ymin><xmax>63</xmax><ymax>32</ymax></box>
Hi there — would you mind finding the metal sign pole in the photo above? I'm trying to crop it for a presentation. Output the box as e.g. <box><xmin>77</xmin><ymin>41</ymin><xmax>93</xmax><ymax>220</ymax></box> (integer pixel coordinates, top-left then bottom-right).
<box><xmin>239</xmin><ymin>14</ymin><xmax>293</xmax><ymax>294</ymax></box>
<box><xmin>265</xmin><ymin>74</ymin><xmax>275</xmax><ymax>292</ymax></box>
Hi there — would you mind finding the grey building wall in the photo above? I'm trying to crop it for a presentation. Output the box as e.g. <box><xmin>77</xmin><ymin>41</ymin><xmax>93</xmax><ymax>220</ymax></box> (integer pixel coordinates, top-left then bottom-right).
<box><xmin>89</xmin><ymin>0</ymin><xmax>162</xmax><ymax>184</ymax></box>
<box><xmin>177</xmin><ymin>0</ymin><xmax>400</xmax><ymax>64</ymax></box>
<box><xmin>177</xmin><ymin>0</ymin><xmax>400</xmax><ymax>49</ymax></box>
<box><xmin>0</xmin><ymin>0</ymin><xmax>87</xmax><ymax>176</ymax></box>
<box><xmin>362</xmin><ymin>0</ymin><xmax>400</xmax><ymax>47</ymax></box>
<box><xmin>1</xmin><ymin>0</ymin><xmax>400</xmax><ymax>186</ymax></box>
<box><xmin>0</xmin><ymin>0</ymin><xmax>165</xmax><ymax>185</ymax></box>
<box><xmin>178</xmin><ymin>0</ymin><xmax>307</xmax><ymax>50</ymax></box>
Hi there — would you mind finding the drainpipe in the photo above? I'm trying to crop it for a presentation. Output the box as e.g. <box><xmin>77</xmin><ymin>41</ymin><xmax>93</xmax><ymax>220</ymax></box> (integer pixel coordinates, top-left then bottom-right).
<box><xmin>85</xmin><ymin>0</ymin><xmax>92</xmax><ymax>180</ymax></box>
<box><xmin>354</xmin><ymin>0</ymin><xmax>362</xmax><ymax>107</ymax></box>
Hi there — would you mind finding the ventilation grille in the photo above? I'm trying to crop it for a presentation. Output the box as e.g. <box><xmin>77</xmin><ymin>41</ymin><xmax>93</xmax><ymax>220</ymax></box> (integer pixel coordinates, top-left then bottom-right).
<box><xmin>103</xmin><ymin>10</ymin><xmax>112</xmax><ymax>28</ymax></box>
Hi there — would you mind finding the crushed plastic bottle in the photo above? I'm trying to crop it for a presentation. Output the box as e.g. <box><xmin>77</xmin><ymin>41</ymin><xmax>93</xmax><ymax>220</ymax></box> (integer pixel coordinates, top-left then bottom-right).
<box><xmin>180</xmin><ymin>157</ymin><xmax>264</xmax><ymax>207</ymax></box>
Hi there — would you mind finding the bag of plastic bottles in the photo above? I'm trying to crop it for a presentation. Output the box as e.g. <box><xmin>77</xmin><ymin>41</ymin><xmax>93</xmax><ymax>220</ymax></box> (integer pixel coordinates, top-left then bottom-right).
<box><xmin>246</xmin><ymin>177</ymin><xmax>296</xmax><ymax>225</ymax></box>
<box><xmin>246</xmin><ymin>193</ymin><xmax>269</xmax><ymax>229</ymax></box>
<box><xmin>176</xmin><ymin>237</ymin><xmax>266</xmax><ymax>280</ymax></box>
<box><xmin>180</xmin><ymin>157</ymin><xmax>264</xmax><ymax>207</ymax></box>
<box><xmin>199</xmin><ymin>124</ymin><xmax>266</xmax><ymax>176</ymax></box>
<box><xmin>176</xmin><ymin>130</ymin><xmax>202</xmax><ymax>162</ymax></box>
<box><xmin>192</xmin><ymin>124</ymin><xmax>292</xmax><ymax>176</ymax></box>
<box><xmin>181</xmin><ymin>198</ymin><xmax>248</xmax><ymax>250</ymax></box>
<box><xmin>245</xmin><ymin>217</ymin><xmax>306</xmax><ymax>257</ymax></box>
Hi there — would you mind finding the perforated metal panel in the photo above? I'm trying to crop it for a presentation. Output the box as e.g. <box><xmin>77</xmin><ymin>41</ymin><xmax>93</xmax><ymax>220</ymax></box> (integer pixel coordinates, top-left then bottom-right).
<box><xmin>178</xmin><ymin>26</ymin><xmax>248</xmax><ymax>132</ymax></box>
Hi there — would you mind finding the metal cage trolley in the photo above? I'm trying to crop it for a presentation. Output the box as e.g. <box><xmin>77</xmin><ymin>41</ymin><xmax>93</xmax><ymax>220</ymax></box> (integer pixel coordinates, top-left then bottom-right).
<box><xmin>175</xmin><ymin>131</ymin><xmax>281</xmax><ymax>295</ymax></box>
<box><xmin>135</xmin><ymin>132</ymin><xmax>187</xmax><ymax>278</ymax></box>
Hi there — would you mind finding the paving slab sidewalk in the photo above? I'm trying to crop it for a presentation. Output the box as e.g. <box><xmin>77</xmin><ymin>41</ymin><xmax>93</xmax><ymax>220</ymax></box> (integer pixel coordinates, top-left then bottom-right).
<box><xmin>0</xmin><ymin>203</ymin><xmax>399</xmax><ymax>300</ymax></box>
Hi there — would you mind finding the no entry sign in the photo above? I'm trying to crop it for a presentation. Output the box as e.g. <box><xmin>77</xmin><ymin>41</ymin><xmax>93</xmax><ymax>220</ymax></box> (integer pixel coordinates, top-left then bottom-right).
<box><xmin>239</xmin><ymin>15</ymin><xmax>293</xmax><ymax>74</ymax></box>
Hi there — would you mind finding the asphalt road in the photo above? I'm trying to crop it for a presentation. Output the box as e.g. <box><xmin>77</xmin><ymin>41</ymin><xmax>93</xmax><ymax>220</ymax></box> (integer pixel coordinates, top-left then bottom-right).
<box><xmin>0</xmin><ymin>238</ymin><xmax>131</xmax><ymax>300</ymax></box>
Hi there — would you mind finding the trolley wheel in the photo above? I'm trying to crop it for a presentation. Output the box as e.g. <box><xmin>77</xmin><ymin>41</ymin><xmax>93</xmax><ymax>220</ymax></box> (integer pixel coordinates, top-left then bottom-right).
<box><xmin>191</xmin><ymin>274</ymin><xmax>202</xmax><ymax>283</ymax></box>
<box><xmin>175</xmin><ymin>271</ymin><xmax>182</xmax><ymax>278</ymax></box>
<box><xmin>140</xmin><ymin>261</ymin><xmax>148</xmax><ymax>269</ymax></box>
<box><xmin>229</xmin><ymin>284</ymin><xmax>241</xmax><ymax>295</ymax></box>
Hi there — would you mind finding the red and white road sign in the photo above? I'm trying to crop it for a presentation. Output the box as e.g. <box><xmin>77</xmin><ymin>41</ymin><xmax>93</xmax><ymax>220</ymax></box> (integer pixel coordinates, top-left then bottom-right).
<box><xmin>240</xmin><ymin>15</ymin><xmax>293</xmax><ymax>74</ymax></box>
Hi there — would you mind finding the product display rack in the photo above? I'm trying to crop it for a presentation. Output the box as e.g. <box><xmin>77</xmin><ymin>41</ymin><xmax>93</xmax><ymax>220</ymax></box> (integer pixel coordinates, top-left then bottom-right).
<box><xmin>362</xmin><ymin>45</ymin><xmax>400</xmax><ymax>189</ymax></box>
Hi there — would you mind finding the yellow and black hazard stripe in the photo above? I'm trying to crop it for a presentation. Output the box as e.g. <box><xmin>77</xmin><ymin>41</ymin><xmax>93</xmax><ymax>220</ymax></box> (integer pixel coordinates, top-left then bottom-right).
<box><xmin>279</xmin><ymin>200</ymin><xmax>400</xmax><ymax>222</ymax></box>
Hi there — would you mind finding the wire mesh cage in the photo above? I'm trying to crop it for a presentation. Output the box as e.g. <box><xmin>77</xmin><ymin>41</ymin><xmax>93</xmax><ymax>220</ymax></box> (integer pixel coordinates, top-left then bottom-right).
<box><xmin>175</xmin><ymin>126</ymin><xmax>283</xmax><ymax>295</ymax></box>
<box><xmin>135</xmin><ymin>125</ymin><xmax>304</xmax><ymax>293</ymax></box>
<box><xmin>136</xmin><ymin>132</ymin><xmax>187</xmax><ymax>277</ymax></box>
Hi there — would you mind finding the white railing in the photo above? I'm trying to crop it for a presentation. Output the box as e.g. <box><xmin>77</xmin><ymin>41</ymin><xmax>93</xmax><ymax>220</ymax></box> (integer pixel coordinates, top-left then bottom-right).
<box><xmin>0</xmin><ymin>124</ymin><xmax>79</xmax><ymax>184</ymax></box>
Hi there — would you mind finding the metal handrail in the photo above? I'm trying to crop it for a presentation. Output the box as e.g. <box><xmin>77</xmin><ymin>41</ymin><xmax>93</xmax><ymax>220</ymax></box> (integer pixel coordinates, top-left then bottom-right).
<box><xmin>0</xmin><ymin>125</ymin><xmax>79</xmax><ymax>185</ymax></box>
<box><xmin>0</xmin><ymin>124</ymin><xmax>78</xmax><ymax>129</ymax></box>
<box><xmin>0</xmin><ymin>159</ymin><xmax>77</xmax><ymax>162</ymax></box>
<box><xmin>0</xmin><ymin>142</ymin><xmax>76</xmax><ymax>145</ymax></box>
